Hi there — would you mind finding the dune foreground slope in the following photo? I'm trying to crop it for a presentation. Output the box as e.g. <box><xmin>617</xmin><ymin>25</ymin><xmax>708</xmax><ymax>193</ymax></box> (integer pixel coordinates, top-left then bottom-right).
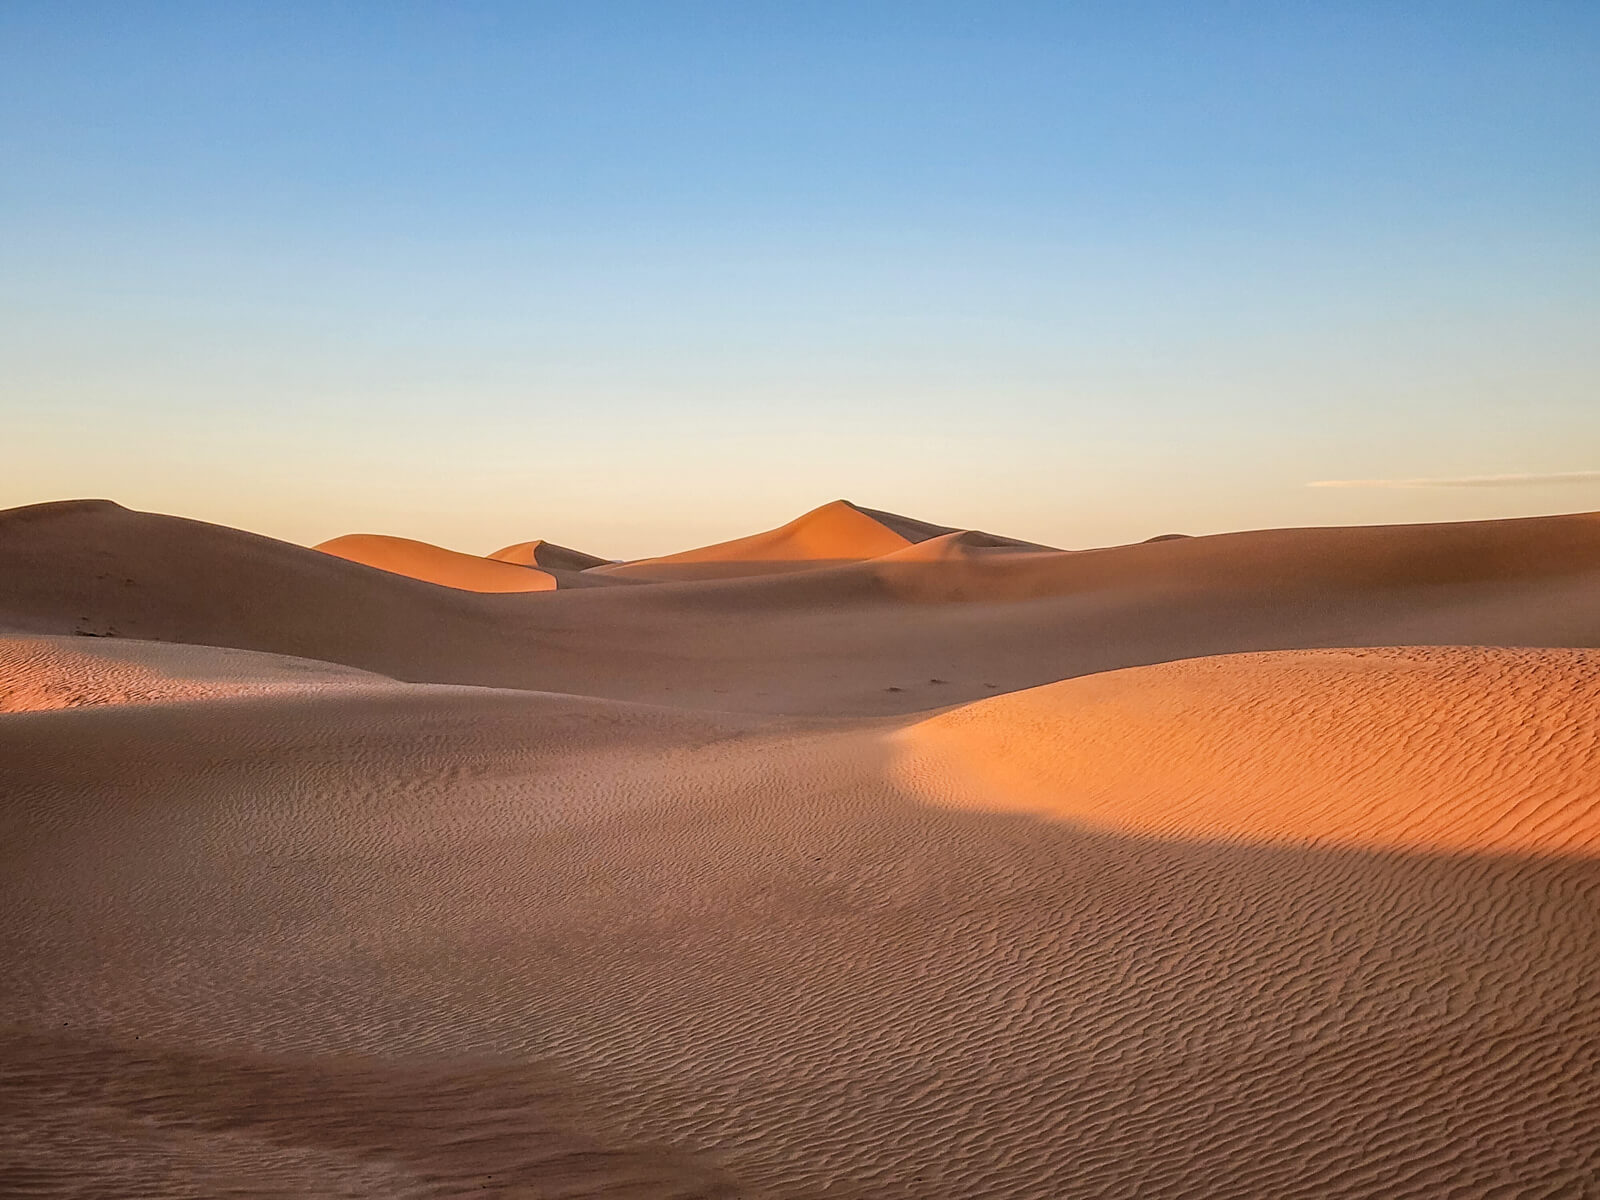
<box><xmin>3</xmin><ymin>499</ymin><xmax>1599</xmax><ymax>1198</ymax></box>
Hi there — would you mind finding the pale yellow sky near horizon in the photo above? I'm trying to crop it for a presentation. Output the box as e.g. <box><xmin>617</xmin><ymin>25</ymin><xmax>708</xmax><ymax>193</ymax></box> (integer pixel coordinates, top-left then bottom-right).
<box><xmin>7</xmin><ymin>453</ymin><xmax>1598</xmax><ymax>560</ymax></box>
<box><xmin>5</xmin><ymin>2</ymin><xmax>1597</xmax><ymax>560</ymax></box>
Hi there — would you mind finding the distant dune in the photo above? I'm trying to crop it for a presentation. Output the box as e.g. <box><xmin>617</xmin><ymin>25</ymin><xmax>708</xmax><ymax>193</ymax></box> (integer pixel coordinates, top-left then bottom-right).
<box><xmin>588</xmin><ymin>498</ymin><xmax>921</xmax><ymax>581</ymax></box>
<box><xmin>487</xmin><ymin>538</ymin><xmax>612</xmax><ymax>571</ymax></box>
<box><xmin>590</xmin><ymin>498</ymin><xmax>1051</xmax><ymax>581</ymax></box>
<box><xmin>315</xmin><ymin>532</ymin><xmax>558</xmax><ymax>592</ymax></box>
<box><xmin>2</xmin><ymin>499</ymin><xmax>1598</xmax><ymax>714</ymax></box>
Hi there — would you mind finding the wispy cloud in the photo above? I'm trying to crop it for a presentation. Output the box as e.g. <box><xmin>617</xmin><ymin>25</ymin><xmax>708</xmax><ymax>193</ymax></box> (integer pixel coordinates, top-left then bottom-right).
<box><xmin>1308</xmin><ymin>471</ymin><xmax>1600</xmax><ymax>490</ymax></box>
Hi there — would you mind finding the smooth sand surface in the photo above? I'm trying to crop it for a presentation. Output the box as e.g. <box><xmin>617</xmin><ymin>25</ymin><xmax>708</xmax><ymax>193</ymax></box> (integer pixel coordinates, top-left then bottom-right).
<box><xmin>488</xmin><ymin>538</ymin><xmax>613</xmax><ymax>571</ymax></box>
<box><xmin>588</xmin><ymin>499</ymin><xmax>1049</xmax><ymax>582</ymax></box>
<box><xmin>3</xmin><ymin>497</ymin><xmax>1599</xmax><ymax>1197</ymax></box>
<box><xmin>587</xmin><ymin>498</ymin><xmax>927</xmax><ymax>581</ymax></box>
<box><xmin>315</xmin><ymin>533</ymin><xmax>559</xmax><ymax>592</ymax></box>
<box><xmin>2</xmin><ymin>499</ymin><xmax>1598</xmax><ymax>713</ymax></box>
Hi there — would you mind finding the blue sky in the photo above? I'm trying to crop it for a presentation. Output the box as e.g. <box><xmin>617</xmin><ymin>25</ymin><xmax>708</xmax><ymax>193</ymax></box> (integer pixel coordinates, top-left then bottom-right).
<box><xmin>3</xmin><ymin>1</ymin><xmax>1596</xmax><ymax>555</ymax></box>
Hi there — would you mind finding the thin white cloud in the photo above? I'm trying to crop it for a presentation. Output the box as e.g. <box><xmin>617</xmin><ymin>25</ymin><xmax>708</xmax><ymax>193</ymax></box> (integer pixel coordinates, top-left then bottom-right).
<box><xmin>1308</xmin><ymin>471</ymin><xmax>1600</xmax><ymax>490</ymax></box>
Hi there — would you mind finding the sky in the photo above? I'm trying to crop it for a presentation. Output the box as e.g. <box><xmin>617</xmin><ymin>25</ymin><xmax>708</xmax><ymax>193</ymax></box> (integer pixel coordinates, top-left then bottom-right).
<box><xmin>2</xmin><ymin>1</ymin><xmax>1596</xmax><ymax>557</ymax></box>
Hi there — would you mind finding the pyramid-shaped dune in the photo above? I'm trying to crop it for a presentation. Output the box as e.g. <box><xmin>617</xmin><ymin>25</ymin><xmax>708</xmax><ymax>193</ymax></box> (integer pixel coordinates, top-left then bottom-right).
<box><xmin>591</xmin><ymin>498</ymin><xmax>1050</xmax><ymax>581</ymax></box>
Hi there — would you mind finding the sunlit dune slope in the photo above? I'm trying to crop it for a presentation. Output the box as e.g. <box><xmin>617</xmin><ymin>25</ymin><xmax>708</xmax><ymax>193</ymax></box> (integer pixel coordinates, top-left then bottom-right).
<box><xmin>487</xmin><ymin>539</ymin><xmax>612</xmax><ymax>571</ymax></box>
<box><xmin>590</xmin><ymin>499</ymin><xmax>1051</xmax><ymax>581</ymax></box>
<box><xmin>315</xmin><ymin>533</ymin><xmax>557</xmax><ymax>592</ymax></box>
<box><xmin>895</xmin><ymin>646</ymin><xmax>1600</xmax><ymax>855</ymax></box>
<box><xmin>588</xmin><ymin>498</ymin><xmax>923</xmax><ymax>581</ymax></box>
<box><xmin>4</xmin><ymin>499</ymin><xmax>1600</xmax><ymax>714</ymax></box>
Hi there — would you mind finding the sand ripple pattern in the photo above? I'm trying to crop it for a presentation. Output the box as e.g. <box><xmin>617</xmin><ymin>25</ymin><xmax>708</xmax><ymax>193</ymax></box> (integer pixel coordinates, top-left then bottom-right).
<box><xmin>0</xmin><ymin>635</ymin><xmax>393</xmax><ymax>713</ymax></box>
<box><xmin>0</xmin><ymin>1031</ymin><xmax>737</xmax><ymax>1198</ymax></box>
<box><xmin>895</xmin><ymin>647</ymin><xmax>1600</xmax><ymax>854</ymax></box>
<box><xmin>2</xmin><ymin>648</ymin><xmax>1597</xmax><ymax>1196</ymax></box>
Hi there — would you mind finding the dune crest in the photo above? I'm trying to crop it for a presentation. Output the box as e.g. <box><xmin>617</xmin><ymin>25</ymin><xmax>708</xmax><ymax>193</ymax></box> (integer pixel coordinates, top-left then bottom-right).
<box><xmin>591</xmin><ymin>499</ymin><xmax>1051</xmax><ymax>582</ymax></box>
<box><xmin>315</xmin><ymin>533</ymin><xmax>557</xmax><ymax>592</ymax></box>
<box><xmin>3</xmin><ymin>500</ymin><xmax>1600</xmax><ymax>714</ymax></box>
<box><xmin>871</xmin><ymin>528</ymin><xmax>1061</xmax><ymax>563</ymax></box>
<box><xmin>487</xmin><ymin>539</ymin><xmax>611</xmax><ymax>571</ymax></box>
<box><xmin>589</xmin><ymin>498</ymin><xmax>921</xmax><ymax>581</ymax></box>
<box><xmin>894</xmin><ymin>646</ymin><xmax>1600</xmax><ymax>855</ymax></box>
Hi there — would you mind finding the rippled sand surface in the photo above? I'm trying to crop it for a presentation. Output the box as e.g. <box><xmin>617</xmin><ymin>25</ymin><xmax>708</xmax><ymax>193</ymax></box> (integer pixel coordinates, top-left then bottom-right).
<box><xmin>3</xmin><ymin>500</ymin><xmax>1599</xmax><ymax>1197</ymax></box>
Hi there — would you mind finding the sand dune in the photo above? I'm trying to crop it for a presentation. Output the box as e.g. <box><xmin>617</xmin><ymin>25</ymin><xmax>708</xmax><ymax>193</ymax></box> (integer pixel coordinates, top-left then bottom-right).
<box><xmin>3</xmin><ymin>639</ymin><xmax>1595</xmax><ymax>1196</ymax></box>
<box><xmin>487</xmin><ymin>538</ymin><xmax>612</xmax><ymax>571</ymax></box>
<box><xmin>315</xmin><ymin>532</ymin><xmax>558</xmax><ymax>592</ymax></box>
<box><xmin>872</xmin><ymin>527</ymin><xmax>1061</xmax><ymax>563</ymax></box>
<box><xmin>4</xmin><ymin>499</ymin><xmax>1597</xmax><ymax>715</ymax></box>
<box><xmin>0</xmin><ymin>500</ymin><xmax>570</xmax><ymax>674</ymax></box>
<box><xmin>0</xmin><ymin>634</ymin><xmax>395</xmax><ymax>712</ymax></box>
<box><xmin>896</xmin><ymin>646</ymin><xmax>1600</xmax><ymax>855</ymax></box>
<box><xmin>588</xmin><ymin>498</ymin><xmax>926</xmax><ymax>581</ymax></box>
<box><xmin>589</xmin><ymin>498</ymin><xmax>1047</xmax><ymax>581</ymax></box>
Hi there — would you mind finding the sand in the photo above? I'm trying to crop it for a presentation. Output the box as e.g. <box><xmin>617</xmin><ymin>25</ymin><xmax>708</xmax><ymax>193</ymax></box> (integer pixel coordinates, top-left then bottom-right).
<box><xmin>588</xmin><ymin>499</ymin><xmax>1050</xmax><ymax>582</ymax></box>
<box><xmin>3</xmin><ymin>497</ymin><xmax>1598</xmax><ymax>1197</ymax></box>
<box><xmin>0</xmin><ymin>634</ymin><xmax>392</xmax><ymax>712</ymax></box>
<box><xmin>4</xmin><ymin>499</ymin><xmax>1598</xmax><ymax>713</ymax></box>
<box><xmin>314</xmin><ymin>533</ymin><xmax>559</xmax><ymax>592</ymax></box>
<box><xmin>488</xmin><ymin>538</ymin><xmax>613</xmax><ymax>571</ymax></box>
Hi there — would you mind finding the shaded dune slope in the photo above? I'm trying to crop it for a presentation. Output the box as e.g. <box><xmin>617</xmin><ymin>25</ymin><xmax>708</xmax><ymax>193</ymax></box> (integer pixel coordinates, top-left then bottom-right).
<box><xmin>3</xmin><ymin>499</ymin><xmax>1600</xmax><ymax>714</ymax></box>
<box><xmin>315</xmin><ymin>533</ymin><xmax>558</xmax><ymax>592</ymax></box>
<box><xmin>3</xmin><ymin>646</ymin><xmax>1596</xmax><ymax>1195</ymax></box>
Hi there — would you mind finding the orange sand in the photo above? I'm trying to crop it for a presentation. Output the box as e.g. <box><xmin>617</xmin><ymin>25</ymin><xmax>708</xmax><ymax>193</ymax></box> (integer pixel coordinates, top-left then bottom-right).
<box><xmin>589</xmin><ymin>498</ymin><xmax>1049</xmax><ymax>581</ymax></box>
<box><xmin>314</xmin><ymin>532</ymin><xmax>558</xmax><ymax>592</ymax></box>
<box><xmin>487</xmin><ymin>538</ymin><xmax>612</xmax><ymax>571</ymax></box>
<box><xmin>3</xmin><ymin>496</ymin><xmax>1598</xmax><ymax>1197</ymax></box>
